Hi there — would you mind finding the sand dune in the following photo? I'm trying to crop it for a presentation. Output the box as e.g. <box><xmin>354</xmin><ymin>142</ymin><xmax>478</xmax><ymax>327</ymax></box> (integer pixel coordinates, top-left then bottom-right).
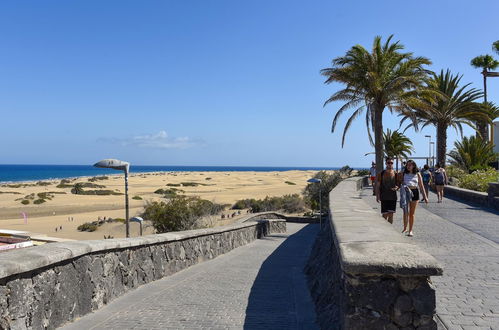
<box><xmin>0</xmin><ymin>170</ymin><xmax>321</xmax><ymax>240</ymax></box>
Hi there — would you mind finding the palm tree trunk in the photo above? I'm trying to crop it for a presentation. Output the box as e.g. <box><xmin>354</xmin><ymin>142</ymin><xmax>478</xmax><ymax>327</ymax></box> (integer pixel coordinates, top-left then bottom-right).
<box><xmin>477</xmin><ymin>71</ymin><xmax>489</xmax><ymax>139</ymax></box>
<box><xmin>374</xmin><ymin>106</ymin><xmax>384</xmax><ymax>174</ymax></box>
<box><xmin>436</xmin><ymin>122</ymin><xmax>447</xmax><ymax>167</ymax></box>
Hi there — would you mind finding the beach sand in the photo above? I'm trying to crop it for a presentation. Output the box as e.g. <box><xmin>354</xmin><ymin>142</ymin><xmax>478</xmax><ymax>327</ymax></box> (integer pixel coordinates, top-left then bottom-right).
<box><xmin>0</xmin><ymin>170</ymin><xmax>320</xmax><ymax>240</ymax></box>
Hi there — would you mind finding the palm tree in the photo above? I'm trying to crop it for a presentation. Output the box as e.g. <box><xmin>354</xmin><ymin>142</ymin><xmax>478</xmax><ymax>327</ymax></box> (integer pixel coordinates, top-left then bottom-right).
<box><xmin>400</xmin><ymin>69</ymin><xmax>488</xmax><ymax>166</ymax></box>
<box><xmin>321</xmin><ymin>35</ymin><xmax>431</xmax><ymax>174</ymax></box>
<box><xmin>470</xmin><ymin>54</ymin><xmax>499</xmax><ymax>138</ymax></box>
<box><xmin>448</xmin><ymin>135</ymin><xmax>497</xmax><ymax>172</ymax></box>
<box><xmin>383</xmin><ymin>129</ymin><xmax>414</xmax><ymax>171</ymax></box>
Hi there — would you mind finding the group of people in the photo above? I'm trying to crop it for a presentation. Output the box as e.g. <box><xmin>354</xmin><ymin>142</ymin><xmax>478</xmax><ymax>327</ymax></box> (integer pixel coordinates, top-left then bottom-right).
<box><xmin>369</xmin><ymin>158</ymin><xmax>448</xmax><ymax>237</ymax></box>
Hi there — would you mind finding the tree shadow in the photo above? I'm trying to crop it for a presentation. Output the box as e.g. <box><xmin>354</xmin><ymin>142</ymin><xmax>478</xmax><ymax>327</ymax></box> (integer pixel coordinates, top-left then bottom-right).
<box><xmin>243</xmin><ymin>224</ymin><xmax>320</xmax><ymax>330</ymax></box>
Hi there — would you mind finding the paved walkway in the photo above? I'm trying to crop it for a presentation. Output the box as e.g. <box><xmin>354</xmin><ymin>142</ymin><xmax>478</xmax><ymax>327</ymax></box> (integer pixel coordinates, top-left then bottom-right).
<box><xmin>60</xmin><ymin>223</ymin><xmax>320</xmax><ymax>330</ymax></box>
<box><xmin>361</xmin><ymin>188</ymin><xmax>499</xmax><ymax>330</ymax></box>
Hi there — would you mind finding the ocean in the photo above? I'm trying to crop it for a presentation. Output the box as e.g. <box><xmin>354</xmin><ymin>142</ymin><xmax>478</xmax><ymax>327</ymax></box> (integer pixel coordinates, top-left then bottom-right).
<box><xmin>0</xmin><ymin>165</ymin><xmax>344</xmax><ymax>183</ymax></box>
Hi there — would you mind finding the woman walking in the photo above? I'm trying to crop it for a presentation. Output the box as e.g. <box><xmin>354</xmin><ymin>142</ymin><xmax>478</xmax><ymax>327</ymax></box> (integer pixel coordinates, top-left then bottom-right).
<box><xmin>433</xmin><ymin>163</ymin><xmax>448</xmax><ymax>203</ymax></box>
<box><xmin>400</xmin><ymin>160</ymin><xmax>428</xmax><ymax>237</ymax></box>
<box><xmin>421</xmin><ymin>164</ymin><xmax>432</xmax><ymax>202</ymax></box>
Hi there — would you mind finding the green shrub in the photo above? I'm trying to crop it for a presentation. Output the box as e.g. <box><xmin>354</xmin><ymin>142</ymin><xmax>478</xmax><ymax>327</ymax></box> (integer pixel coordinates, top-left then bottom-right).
<box><xmin>88</xmin><ymin>176</ymin><xmax>109</xmax><ymax>182</ymax></box>
<box><xmin>356</xmin><ymin>169</ymin><xmax>370</xmax><ymax>176</ymax></box>
<box><xmin>37</xmin><ymin>192</ymin><xmax>54</xmax><ymax>200</ymax></box>
<box><xmin>285</xmin><ymin>181</ymin><xmax>296</xmax><ymax>185</ymax></box>
<box><xmin>36</xmin><ymin>181</ymin><xmax>52</xmax><ymax>186</ymax></box>
<box><xmin>181</xmin><ymin>182</ymin><xmax>199</xmax><ymax>187</ymax></box>
<box><xmin>339</xmin><ymin>165</ymin><xmax>353</xmax><ymax>176</ymax></box>
<box><xmin>303</xmin><ymin>171</ymin><xmax>342</xmax><ymax>212</ymax></box>
<box><xmin>56</xmin><ymin>179</ymin><xmax>74</xmax><ymax>188</ymax></box>
<box><xmin>77</xmin><ymin>223</ymin><xmax>98</xmax><ymax>232</ymax></box>
<box><xmin>33</xmin><ymin>199</ymin><xmax>46</xmax><ymax>204</ymax></box>
<box><xmin>142</xmin><ymin>196</ymin><xmax>225</xmax><ymax>233</ymax></box>
<box><xmin>166</xmin><ymin>183</ymin><xmax>181</xmax><ymax>187</ymax></box>
<box><xmin>458</xmin><ymin>168</ymin><xmax>499</xmax><ymax>192</ymax></box>
<box><xmin>231</xmin><ymin>194</ymin><xmax>306</xmax><ymax>213</ymax></box>
<box><xmin>205</xmin><ymin>177</ymin><xmax>212</xmax><ymax>180</ymax></box>
<box><xmin>132</xmin><ymin>195</ymin><xmax>143</xmax><ymax>200</ymax></box>
<box><xmin>21</xmin><ymin>199</ymin><xmax>30</xmax><ymax>205</ymax></box>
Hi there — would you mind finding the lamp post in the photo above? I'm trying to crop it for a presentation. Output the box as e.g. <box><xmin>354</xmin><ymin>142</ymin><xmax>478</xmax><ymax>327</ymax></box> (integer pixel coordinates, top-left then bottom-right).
<box><xmin>307</xmin><ymin>178</ymin><xmax>322</xmax><ymax>228</ymax></box>
<box><xmin>93</xmin><ymin>159</ymin><xmax>131</xmax><ymax>238</ymax></box>
<box><xmin>430</xmin><ymin>142</ymin><xmax>435</xmax><ymax>167</ymax></box>
<box><xmin>130</xmin><ymin>217</ymin><xmax>144</xmax><ymax>236</ymax></box>
<box><xmin>425</xmin><ymin>135</ymin><xmax>432</xmax><ymax>167</ymax></box>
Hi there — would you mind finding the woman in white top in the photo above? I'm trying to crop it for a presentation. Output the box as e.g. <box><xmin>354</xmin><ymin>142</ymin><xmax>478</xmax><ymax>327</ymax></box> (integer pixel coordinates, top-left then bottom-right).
<box><xmin>401</xmin><ymin>160</ymin><xmax>428</xmax><ymax>237</ymax></box>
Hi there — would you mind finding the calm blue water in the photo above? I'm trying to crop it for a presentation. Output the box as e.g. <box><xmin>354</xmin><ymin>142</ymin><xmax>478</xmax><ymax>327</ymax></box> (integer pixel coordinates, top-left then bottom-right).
<box><xmin>0</xmin><ymin>165</ymin><xmax>344</xmax><ymax>183</ymax></box>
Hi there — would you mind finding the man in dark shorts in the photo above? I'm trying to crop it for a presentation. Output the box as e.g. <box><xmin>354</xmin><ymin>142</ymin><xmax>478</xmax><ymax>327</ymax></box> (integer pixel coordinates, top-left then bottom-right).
<box><xmin>375</xmin><ymin>157</ymin><xmax>399</xmax><ymax>224</ymax></box>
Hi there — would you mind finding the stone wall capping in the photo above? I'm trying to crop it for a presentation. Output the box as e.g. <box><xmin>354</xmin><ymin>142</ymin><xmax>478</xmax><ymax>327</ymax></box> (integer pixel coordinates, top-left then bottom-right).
<box><xmin>0</xmin><ymin>218</ymin><xmax>286</xmax><ymax>281</ymax></box>
<box><xmin>330</xmin><ymin>177</ymin><xmax>443</xmax><ymax>277</ymax></box>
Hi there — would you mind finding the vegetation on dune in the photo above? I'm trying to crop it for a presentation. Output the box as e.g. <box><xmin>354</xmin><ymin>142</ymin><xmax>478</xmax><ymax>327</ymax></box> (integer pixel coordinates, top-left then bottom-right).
<box><xmin>231</xmin><ymin>194</ymin><xmax>306</xmax><ymax>214</ymax></box>
<box><xmin>132</xmin><ymin>195</ymin><xmax>143</xmax><ymax>200</ymax></box>
<box><xmin>0</xmin><ymin>191</ymin><xmax>22</xmax><ymax>195</ymax></box>
<box><xmin>21</xmin><ymin>199</ymin><xmax>30</xmax><ymax>205</ymax></box>
<box><xmin>88</xmin><ymin>176</ymin><xmax>109</xmax><ymax>182</ymax></box>
<box><xmin>356</xmin><ymin>169</ymin><xmax>370</xmax><ymax>176</ymax></box>
<box><xmin>322</xmin><ymin>35</ymin><xmax>431</xmax><ymax>174</ymax></box>
<box><xmin>33</xmin><ymin>199</ymin><xmax>46</xmax><ymax>204</ymax></box>
<box><xmin>77</xmin><ymin>217</ymin><xmax>126</xmax><ymax>232</ymax></box>
<box><xmin>448</xmin><ymin>135</ymin><xmax>497</xmax><ymax>172</ymax></box>
<box><xmin>303</xmin><ymin>171</ymin><xmax>342</xmax><ymax>213</ymax></box>
<box><xmin>71</xmin><ymin>183</ymin><xmax>121</xmax><ymax>195</ymax></box>
<box><xmin>285</xmin><ymin>181</ymin><xmax>296</xmax><ymax>185</ymax></box>
<box><xmin>142</xmin><ymin>196</ymin><xmax>225</xmax><ymax>233</ymax></box>
<box><xmin>166</xmin><ymin>183</ymin><xmax>181</xmax><ymax>187</ymax></box>
<box><xmin>56</xmin><ymin>179</ymin><xmax>74</xmax><ymax>188</ymax></box>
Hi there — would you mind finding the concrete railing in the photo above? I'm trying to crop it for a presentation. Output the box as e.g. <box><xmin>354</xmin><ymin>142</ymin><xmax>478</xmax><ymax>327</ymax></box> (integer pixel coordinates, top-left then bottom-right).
<box><xmin>0</xmin><ymin>218</ymin><xmax>286</xmax><ymax>329</ymax></box>
<box><xmin>328</xmin><ymin>178</ymin><xmax>443</xmax><ymax>329</ymax></box>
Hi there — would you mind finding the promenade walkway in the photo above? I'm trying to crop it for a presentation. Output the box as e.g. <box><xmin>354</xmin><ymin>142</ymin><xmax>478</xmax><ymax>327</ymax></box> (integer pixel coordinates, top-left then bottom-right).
<box><xmin>361</xmin><ymin>188</ymin><xmax>499</xmax><ymax>330</ymax></box>
<box><xmin>60</xmin><ymin>223</ymin><xmax>320</xmax><ymax>330</ymax></box>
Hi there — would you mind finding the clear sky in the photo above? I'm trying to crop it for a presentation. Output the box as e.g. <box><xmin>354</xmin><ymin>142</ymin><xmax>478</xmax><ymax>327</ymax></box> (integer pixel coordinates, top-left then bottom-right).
<box><xmin>1</xmin><ymin>0</ymin><xmax>498</xmax><ymax>167</ymax></box>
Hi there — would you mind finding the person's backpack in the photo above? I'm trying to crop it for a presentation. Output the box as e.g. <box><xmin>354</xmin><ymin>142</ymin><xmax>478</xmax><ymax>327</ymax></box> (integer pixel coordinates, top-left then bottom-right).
<box><xmin>422</xmin><ymin>171</ymin><xmax>431</xmax><ymax>183</ymax></box>
<box><xmin>434</xmin><ymin>171</ymin><xmax>445</xmax><ymax>185</ymax></box>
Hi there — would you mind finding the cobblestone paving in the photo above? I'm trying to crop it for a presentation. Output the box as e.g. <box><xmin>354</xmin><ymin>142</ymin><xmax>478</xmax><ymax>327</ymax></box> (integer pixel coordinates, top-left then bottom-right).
<box><xmin>362</xmin><ymin>188</ymin><xmax>499</xmax><ymax>330</ymax></box>
<box><xmin>60</xmin><ymin>223</ymin><xmax>319</xmax><ymax>330</ymax></box>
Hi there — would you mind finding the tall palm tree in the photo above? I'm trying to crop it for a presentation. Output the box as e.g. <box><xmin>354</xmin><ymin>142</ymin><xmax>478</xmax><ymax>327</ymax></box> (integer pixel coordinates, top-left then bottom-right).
<box><xmin>383</xmin><ymin>129</ymin><xmax>414</xmax><ymax>171</ymax></box>
<box><xmin>321</xmin><ymin>35</ymin><xmax>431</xmax><ymax>174</ymax></box>
<box><xmin>448</xmin><ymin>135</ymin><xmax>497</xmax><ymax>172</ymax></box>
<box><xmin>470</xmin><ymin>54</ymin><xmax>499</xmax><ymax>138</ymax></box>
<box><xmin>400</xmin><ymin>70</ymin><xmax>488</xmax><ymax>167</ymax></box>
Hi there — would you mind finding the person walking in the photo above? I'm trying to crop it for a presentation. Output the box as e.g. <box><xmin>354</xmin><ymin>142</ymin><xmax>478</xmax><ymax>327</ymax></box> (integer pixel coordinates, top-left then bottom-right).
<box><xmin>400</xmin><ymin>160</ymin><xmax>428</xmax><ymax>237</ymax></box>
<box><xmin>421</xmin><ymin>164</ymin><xmax>432</xmax><ymax>202</ymax></box>
<box><xmin>433</xmin><ymin>163</ymin><xmax>448</xmax><ymax>203</ymax></box>
<box><xmin>375</xmin><ymin>157</ymin><xmax>399</xmax><ymax>224</ymax></box>
<box><xmin>369</xmin><ymin>162</ymin><xmax>377</xmax><ymax>195</ymax></box>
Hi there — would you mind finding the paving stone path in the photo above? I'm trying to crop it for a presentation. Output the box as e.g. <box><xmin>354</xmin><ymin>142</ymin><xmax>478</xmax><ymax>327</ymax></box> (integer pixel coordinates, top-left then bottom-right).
<box><xmin>361</xmin><ymin>188</ymin><xmax>499</xmax><ymax>330</ymax></box>
<box><xmin>60</xmin><ymin>223</ymin><xmax>320</xmax><ymax>330</ymax></box>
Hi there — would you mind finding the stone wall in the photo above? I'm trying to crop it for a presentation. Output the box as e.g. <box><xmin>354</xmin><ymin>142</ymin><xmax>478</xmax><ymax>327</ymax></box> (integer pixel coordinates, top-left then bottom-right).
<box><xmin>441</xmin><ymin>184</ymin><xmax>499</xmax><ymax>211</ymax></box>
<box><xmin>307</xmin><ymin>178</ymin><xmax>443</xmax><ymax>330</ymax></box>
<box><xmin>0</xmin><ymin>218</ymin><xmax>286</xmax><ymax>330</ymax></box>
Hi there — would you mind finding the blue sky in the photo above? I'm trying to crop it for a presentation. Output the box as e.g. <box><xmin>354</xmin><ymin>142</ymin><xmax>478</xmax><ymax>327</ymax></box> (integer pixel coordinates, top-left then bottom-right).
<box><xmin>1</xmin><ymin>0</ymin><xmax>498</xmax><ymax>167</ymax></box>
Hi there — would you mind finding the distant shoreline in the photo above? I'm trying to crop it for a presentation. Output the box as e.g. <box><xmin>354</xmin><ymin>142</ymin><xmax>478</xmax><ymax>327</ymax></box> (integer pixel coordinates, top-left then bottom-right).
<box><xmin>0</xmin><ymin>165</ymin><xmax>352</xmax><ymax>183</ymax></box>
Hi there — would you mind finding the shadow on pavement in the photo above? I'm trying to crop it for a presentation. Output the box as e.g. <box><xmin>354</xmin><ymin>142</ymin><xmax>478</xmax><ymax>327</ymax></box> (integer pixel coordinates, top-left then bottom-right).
<box><xmin>243</xmin><ymin>224</ymin><xmax>320</xmax><ymax>330</ymax></box>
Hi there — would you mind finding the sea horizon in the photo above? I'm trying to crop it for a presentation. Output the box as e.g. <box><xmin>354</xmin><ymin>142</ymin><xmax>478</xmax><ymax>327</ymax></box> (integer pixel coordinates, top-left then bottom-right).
<box><xmin>0</xmin><ymin>164</ymin><xmax>362</xmax><ymax>183</ymax></box>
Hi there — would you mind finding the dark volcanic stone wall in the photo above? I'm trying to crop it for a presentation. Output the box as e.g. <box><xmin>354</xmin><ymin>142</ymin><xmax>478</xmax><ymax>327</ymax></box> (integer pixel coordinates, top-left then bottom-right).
<box><xmin>0</xmin><ymin>220</ymin><xmax>286</xmax><ymax>330</ymax></box>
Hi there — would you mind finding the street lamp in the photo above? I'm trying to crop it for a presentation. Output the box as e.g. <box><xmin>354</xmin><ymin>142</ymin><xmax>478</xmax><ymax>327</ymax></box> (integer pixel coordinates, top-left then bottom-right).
<box><xmin>424</xmin><ymin>135</ymin><xmax>432</xmax><ymax>167</ymax></box>
<box><xmin>430</xmin><ymin>142</ymin><xmax>435</xmax><ymax>167</ymax></box>
<box><xmin>307</xmin><ymin>178</ymin><xmax>322</xmax><ymax>228</ymax></box>
<box><xmin>93</xmin><ymin>159</ymin><xmax>131</xmax><ymax>238</ymax></box>
<box><xmin>130</xmin><ymin>217</ymin><xmax>144</xmax><ymax>236</ymax></box>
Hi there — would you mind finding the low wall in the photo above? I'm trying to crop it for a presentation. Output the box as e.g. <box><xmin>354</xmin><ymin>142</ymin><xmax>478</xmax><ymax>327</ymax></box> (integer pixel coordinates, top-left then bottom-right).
<box><xmin>307</xmin><ymin>178</ymin><xmax>443</xmax><ymax>330</ymax></box>
<box><xmin>440</xmin><ymin>185</ymin><xmax>499</xmax><ymax>211</ymax></box>
<box><xmin>0</xmin><ymin>218</ymin><xmax>286</xmax><ymax>329</ymax></box>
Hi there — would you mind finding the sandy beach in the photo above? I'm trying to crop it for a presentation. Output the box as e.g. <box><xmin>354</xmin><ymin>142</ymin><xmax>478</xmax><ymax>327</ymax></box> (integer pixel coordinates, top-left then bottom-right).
<box><xmin>0</xmin><ymin>170</ymin><xmax>319</xmax><ymax>240</ymax></box>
